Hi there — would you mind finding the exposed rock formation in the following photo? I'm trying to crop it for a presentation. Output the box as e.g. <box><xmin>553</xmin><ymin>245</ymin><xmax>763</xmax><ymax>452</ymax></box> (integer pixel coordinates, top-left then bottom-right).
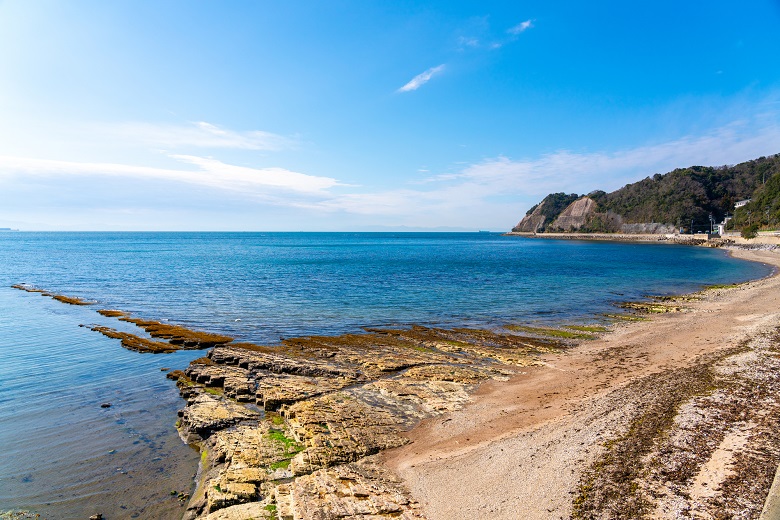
<box><xmin>511</xmin><ymin>193</ymin><xmax>582</xmax><ymax>232</ymax></box>
<box><xmin>12</xmin><ymin>284</ymin><xmax>94</xmax><ymax>305</ymax></box>
<box><xmin>512</xmin><ymin>201</ymin><xmax>547</xmax><ymax>232</ymax></box>
<box><xmin>168</xmin><ymin>326</ymin><xmax>571</xmax><ymax>519</ymax></box>
<box><xmin>16</xmin><ymin>284</ymin><xmax>632</xmax><ymax>520</ymax></box>
<box><xmin>512</xmin><ymin>195</ymin><xmax>678</xmax><ymax>235</ymax></box>
<box><xmin>511</xmin><ymin>154</ymin><xmax>780</xmax><ymax>235</ymax></box>
<box><xmin>551</xmin><ymin>196</ymin><xmax>597</xmax><ymax>231</ymax></box>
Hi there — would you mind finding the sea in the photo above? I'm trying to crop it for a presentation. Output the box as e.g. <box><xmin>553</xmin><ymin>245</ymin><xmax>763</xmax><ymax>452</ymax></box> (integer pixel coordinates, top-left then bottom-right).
<box><xmin>0</xmin><ymin>232</ymin><xmax>773</xmax><ymax>519</ymax></box>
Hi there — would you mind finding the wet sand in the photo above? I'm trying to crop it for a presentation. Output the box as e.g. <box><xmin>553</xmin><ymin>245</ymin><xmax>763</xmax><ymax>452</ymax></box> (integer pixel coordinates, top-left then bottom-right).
<box><xmin>383</xmin><ymin>248</ymin><xmax>780</xmax><ymax>519</ymax></box>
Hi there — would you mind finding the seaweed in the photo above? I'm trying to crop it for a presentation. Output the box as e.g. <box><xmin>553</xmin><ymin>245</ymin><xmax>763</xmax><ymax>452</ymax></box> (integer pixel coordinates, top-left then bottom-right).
<box><xmin>90</xmin><ymin>326</ymin><xmax>178</xmax><ymax>353</ymax></box>
<box><xmin>118</xmin><ymin>316</ymin><xmax>233</xmax><ymax>347</ymax></box>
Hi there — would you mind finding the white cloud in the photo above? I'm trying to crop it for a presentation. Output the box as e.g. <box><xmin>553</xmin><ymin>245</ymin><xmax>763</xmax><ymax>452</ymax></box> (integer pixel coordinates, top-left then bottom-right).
<box><xmin>397</xmin><ymin>64</ymin><xmax>446</xmax><ymax>93</ymax></box>
<box><xmin>0</xmin><ymin>154</ymin><xmax>338</xmax><ymax>195</ymax></box>
<box><xmin>2</xmin><ymin>110</ymin><xmax>778</xmax><ymax>230</ymax></box>
<box><xmin>508</xmin><ymin>20</ymin><xmax>533</xmax><ymax>35</ymax></box>
<box><xmin>439</xmin><ymin>119</ymin><xmax>780</xmax><ymax>202</ymax></box>
<box><xmin>103</xmin><ymin>121</ymin><xmax>295</xmax><ymax>151</ymax></box>
<box><xmin>457</xmin><ymin>36</ymin><xmax>480</xmax><ymax>49</ymax></box>
<box><xmin>168</xmin><ymin>155</ymin><xmax>338</xmax><ymax>193</ymax></box>
<box><xmin>305</xmin><ymin>116</ymin><xmax>780</xmax><ymax>227</ymax></box>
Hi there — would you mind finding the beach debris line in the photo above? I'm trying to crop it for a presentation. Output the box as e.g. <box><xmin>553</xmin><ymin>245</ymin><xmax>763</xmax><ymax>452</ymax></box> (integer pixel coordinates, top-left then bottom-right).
<box><xmin>572</xmin><ymin>326</ymin><xmax>780</xmax><ymax>519</ymax></box>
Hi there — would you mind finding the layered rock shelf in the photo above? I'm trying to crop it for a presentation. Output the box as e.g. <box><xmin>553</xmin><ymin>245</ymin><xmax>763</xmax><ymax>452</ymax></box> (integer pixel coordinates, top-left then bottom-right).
<box><xmin>14</xmin><ymin>283</ymin><xmax>665</xmax><ymax>519</ymax></box>
<box><xmin>167</xmin><ymin>326</ymin><xmax>572</xmax><ymax>519</ymax></box>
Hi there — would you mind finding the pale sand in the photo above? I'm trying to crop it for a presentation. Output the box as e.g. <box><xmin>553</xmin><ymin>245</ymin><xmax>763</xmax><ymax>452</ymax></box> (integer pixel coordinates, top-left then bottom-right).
<box><xmin>382</xmin><ymin>248</ymin><xmax>780</xmax><ymax>519</ymax></box>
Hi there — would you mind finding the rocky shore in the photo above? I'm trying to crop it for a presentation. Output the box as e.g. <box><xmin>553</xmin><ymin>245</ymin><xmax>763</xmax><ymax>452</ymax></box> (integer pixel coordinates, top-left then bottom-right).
<box><xmin>11</xmin><ymin>247</ymin><xmax>780</xmax><ymax>519</ymax></box>
<box><xmin>168</xmin><ymin>326</ymin><xmax>576</xmax><ymax>519</ymax></box>
<box><xmin>11</xmin><ymin>283</ymin><xmax>593</xmax><ymax>518</ymax></box>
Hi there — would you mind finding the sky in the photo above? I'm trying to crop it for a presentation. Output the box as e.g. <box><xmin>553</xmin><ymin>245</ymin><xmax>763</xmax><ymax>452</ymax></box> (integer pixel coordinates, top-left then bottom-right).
<box><xmin>1</xmin><ymin>1</ymin><xmax>779</xmax><ymax>231</ymax></box>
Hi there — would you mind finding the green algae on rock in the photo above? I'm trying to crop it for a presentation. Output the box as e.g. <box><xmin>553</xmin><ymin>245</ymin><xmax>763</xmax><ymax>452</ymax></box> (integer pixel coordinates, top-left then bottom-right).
<box><xmin>504</xmin><ymin>324</ymin><xmax>599</xmax><ymax>340</ymax></box>
<box><xmin>619</xmin><ymin>301</ymin><xmax>686</xmax><ymax>313</ymax></box>
<box><xmin>11</xmin><ymin>284</ymin><xmax>233</xmax><ymax>353</ymax></box>
<box><xmin>89</xmin><ymin>325</ymin><xmax>179</xmax><ymax>354</ymax></box>
<box><xmin>115</xmin><ymin>316</ymin><xmax>234</xmax><ymax>348</ymax></box>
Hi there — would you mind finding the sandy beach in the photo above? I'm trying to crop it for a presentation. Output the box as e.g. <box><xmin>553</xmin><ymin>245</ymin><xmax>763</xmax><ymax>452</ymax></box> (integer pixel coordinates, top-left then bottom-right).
<box><xmin>382</xmin><ymin>247</ymin><xmax>780</xmax><ymax>519</ymax></box>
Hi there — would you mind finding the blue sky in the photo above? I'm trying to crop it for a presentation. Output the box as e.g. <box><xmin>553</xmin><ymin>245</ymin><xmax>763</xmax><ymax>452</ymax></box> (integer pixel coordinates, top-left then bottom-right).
<box><xmin>1</xmin><ymin>0</ymin><xmax>779</xmax><ymax>231</ymax></box>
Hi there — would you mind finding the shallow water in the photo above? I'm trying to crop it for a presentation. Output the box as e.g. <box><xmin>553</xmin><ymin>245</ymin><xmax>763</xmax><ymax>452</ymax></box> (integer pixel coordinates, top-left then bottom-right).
<box><xmin>0</xmin><ymin>232</ymin><xmax>772</xmax><ymax>518</ymax></box>
<box><xmin>0</xmin><ymin>289</ymin><xmax>202</xmax><ymax>519</ymax></box>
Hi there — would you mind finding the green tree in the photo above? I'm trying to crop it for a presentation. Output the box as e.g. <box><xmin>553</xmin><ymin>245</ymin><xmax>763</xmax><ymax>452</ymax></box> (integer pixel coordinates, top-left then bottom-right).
<box><xmin>741</xmin><ymin>224</ymin><xmax>759</xmax><ymax>240</ymax></box>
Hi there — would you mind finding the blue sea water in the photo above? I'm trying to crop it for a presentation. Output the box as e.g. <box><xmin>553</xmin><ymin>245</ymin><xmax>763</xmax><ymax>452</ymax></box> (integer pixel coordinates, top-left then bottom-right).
<box><xmin>0</xmin><ymin>232</ymin><xmax>773</xmax><ymax>518</ymax></box>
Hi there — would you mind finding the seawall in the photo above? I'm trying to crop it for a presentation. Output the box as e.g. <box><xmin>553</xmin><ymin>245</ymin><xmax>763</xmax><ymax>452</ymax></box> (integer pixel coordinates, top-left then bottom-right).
<box><xmin>504</xmin><ymin>231</ymin><xmax>780</xmax><ymax>247</ymax></box>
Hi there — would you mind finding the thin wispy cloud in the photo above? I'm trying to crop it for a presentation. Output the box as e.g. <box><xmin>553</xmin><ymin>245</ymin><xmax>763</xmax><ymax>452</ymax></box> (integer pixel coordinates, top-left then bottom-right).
<box><xmin>457</xmin><ymin>36</ymin><xmax>480</xmax><ymax>49</ymax></box>
<box><xmin>104</xmin><ymin>121</ymin><xmax>296</xmax><ymax>151</ymax></box>
<box><xmin>464</xmin><ymin>18</ymin><xmax>534</xmax><ymax>51</ymax></box>
<box><xmin>0</xmin><ymin>154</ymin><xmax>338</xmax><ymax>195</ymax></box>
<box><xmin>436</xmin><ymin>119</ymin><xmax>780</xmax><ymax>199</ymax></box>
<box><xmin>508</xmin><ymin>20</ymin><xmax>533</xmax><ymax>35</ymax></box>
<box><xmin>5</xmin><ymin>115</ymin><xmax>776</xmax><ymax>227</ymax></box>
<box><xmin>398</xmin><ymin>64</ymin><xmax>446</xmax><ymax>93</ymax></box>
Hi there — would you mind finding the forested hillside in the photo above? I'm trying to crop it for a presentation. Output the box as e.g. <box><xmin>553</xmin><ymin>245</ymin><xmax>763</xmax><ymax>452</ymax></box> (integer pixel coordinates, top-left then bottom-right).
<box><xmin>729</xmin><ymin>163</ymin><xmax>780</xmax><ymax>229</ymax></box>
<box><xmin>513</xmin><ymin>154</ymin><xmax>780</xmax><ymax>233</ymax></box>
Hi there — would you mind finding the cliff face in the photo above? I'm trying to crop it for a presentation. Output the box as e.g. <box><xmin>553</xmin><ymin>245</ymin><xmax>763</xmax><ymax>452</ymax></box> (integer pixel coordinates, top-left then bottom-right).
<box><xmin>515</xmin><ymin>196</ymin><xmax>677</xmax><ymax>234</ymax></box>
<box><xmin>512</xmin><ymin>201</ymin><xmax>547</xmax><ymax>232</ymax></box>
<box><xmin>512</xmin><ymin>192</ymin><xmax>581</xmax><ymax>232</ymax></box>
<box><xmin>551</xmin><ymin>197</ymin><xmax>596</xmax><ymax>231</ymax></box>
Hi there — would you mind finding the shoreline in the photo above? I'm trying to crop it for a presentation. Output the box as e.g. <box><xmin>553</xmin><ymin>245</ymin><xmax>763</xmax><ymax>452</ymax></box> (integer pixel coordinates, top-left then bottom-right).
<box><xmin>162</xmin><ymin>246</ymin><xmax>779</xmax><ymax>519</ymax></box>
<box><xmin>382</xmin><ymin>247</ymin><xmax>780</xmax><ymax>519</ymax></box>
<box><xmin>5</xmin><ymin>244</ymin><xmax>777</xmax><ymax>519</ymax></box>
<box><xmin>505</xmin><ymin>230</ymin><xmax>780</xmax><ymax>247</ymax></box>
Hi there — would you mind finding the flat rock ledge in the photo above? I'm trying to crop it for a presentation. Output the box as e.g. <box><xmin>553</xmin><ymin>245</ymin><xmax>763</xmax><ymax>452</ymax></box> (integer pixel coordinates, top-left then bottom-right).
<box><xmin>171</xmin><ymin>326</ymin><xmax>569</xmax><ymax>519</ymax></box>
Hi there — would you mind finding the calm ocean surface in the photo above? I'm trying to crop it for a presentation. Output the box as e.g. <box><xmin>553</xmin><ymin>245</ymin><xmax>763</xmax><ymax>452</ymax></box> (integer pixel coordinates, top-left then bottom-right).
<box><xmin>0</xmin><ymin>232</ymin><xmax>773</xmax><ymax>518</ymax></box>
